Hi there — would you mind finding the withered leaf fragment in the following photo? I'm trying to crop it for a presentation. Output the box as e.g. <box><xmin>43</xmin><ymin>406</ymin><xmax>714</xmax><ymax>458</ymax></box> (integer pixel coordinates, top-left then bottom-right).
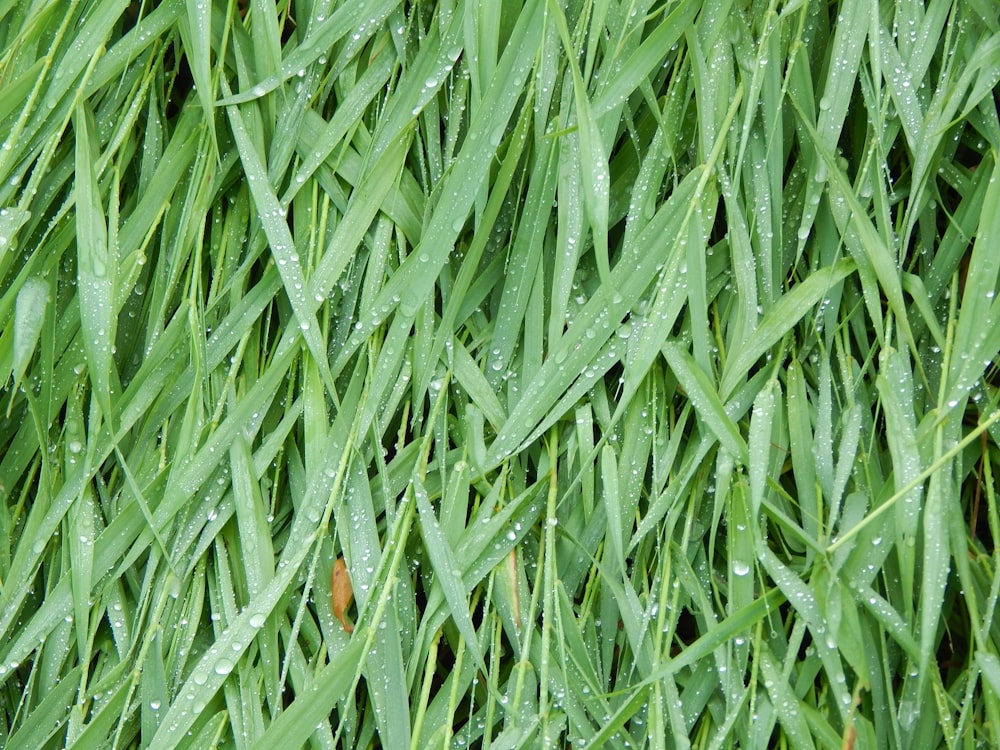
<box><xmin>331</xmin><ymin>557</ymin><xmax>355</xmax><ymax>634</ymax></box>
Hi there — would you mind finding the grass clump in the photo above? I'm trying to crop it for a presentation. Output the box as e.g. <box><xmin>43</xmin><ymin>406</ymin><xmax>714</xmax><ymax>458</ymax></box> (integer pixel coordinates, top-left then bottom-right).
<box><xmin>1</xmin><ymin>0</ymin><xmax>1000</xmax><ymax>748</ymax></box>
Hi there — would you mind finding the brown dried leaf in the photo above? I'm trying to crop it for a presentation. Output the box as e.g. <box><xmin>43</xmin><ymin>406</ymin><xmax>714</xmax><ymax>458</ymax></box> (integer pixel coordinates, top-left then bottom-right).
<box><xmin>331</xmin><ymin>557</ymin><xmax>355</xmax><ymax>634</ymax></box>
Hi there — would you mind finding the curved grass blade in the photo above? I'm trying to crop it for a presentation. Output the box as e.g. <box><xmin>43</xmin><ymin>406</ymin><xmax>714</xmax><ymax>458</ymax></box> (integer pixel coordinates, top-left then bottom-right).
<box><xmin>9</xmin><ymin>277</ymin><xmax>49</xmax><ymax>396</ymax></box>
<box><xmin>663</xmin><ymin>342</ymin><xmax>748</xmax><ymax>465</ymax></box>
<box><xmin>220</xmin><ymin>79</ymin><xmax>334</xmax><ymax>395</ymax></box>
<box><xmin>720</xmin><ymin>258</ymin><xmax>855</xmax><ymax>399</ymax></box>
<box><xmin>246</xmin><ymin>638</ymin><xmax>367</xmax><ymax>750</ymax></box>
<box><xmin>414</xmin><ymin>477</ymin><xmax>487</xmax><ymax>672</ymax></box>
<box><xmin>74</xmin><ymin>102</ymin><xmax>117</xmax><ymax>421</ymax></box>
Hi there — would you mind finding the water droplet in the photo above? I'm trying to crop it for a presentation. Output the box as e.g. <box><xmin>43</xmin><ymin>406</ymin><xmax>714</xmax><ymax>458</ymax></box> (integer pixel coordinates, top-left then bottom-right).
<box><xmin>214</xmin><ymin>658</ymin><xmax>234</xmax><ymax>675</ymax></box>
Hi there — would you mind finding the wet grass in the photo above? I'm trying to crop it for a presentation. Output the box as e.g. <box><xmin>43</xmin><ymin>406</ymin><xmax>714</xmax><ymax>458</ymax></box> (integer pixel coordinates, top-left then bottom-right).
<box><xmin>1</xmin><ymin>0</ymin><xmax>1000</xmax><ymax>747</ymax></box>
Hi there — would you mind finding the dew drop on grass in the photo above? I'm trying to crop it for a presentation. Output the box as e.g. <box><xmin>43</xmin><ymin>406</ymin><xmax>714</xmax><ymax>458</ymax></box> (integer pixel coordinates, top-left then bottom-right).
<box><xmin>214</xmin><ymin>658</ymin><xmax>234</xmax><ymax>675</ymax></box>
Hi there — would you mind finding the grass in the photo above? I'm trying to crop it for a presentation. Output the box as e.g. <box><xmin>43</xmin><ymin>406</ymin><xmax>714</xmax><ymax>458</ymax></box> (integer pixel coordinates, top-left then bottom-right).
<box><xmin>1</xmin><ymin>0</ymin><xmax>999</xmax><ymax>747</ymax></box>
